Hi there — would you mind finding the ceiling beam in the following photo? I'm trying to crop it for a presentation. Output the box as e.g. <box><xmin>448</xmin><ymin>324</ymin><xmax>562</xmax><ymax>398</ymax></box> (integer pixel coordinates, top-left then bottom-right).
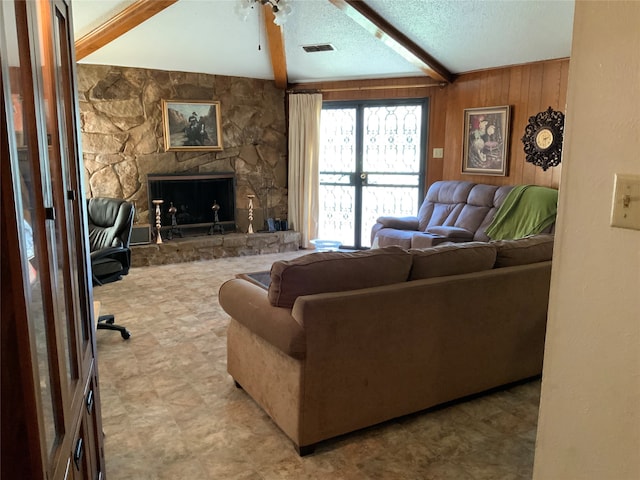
<box><xmin>75</xmin><ymin>0</ymin><xmax>178</xmax><ymax>60</ymax></box>
<box><xmin>263</xmin><ymin>5</ymin><xmax>288</xmax><ymax>89</ymax></box>
<box><xmin>288</xmin><ymin>76</ymin><xmax>447</xmax><ymax>94</ymax></box>
<box><xmin>328</xmin><ymin>0</ymin><xmax>453</xmax><ymax>84</ymax></box>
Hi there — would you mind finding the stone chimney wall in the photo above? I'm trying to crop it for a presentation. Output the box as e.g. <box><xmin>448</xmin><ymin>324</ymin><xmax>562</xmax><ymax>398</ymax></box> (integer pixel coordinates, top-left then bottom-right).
<box><xmin>77</xmin><ymin>64</ymin><xmax>288</xmax><ymax>232</ymax></box>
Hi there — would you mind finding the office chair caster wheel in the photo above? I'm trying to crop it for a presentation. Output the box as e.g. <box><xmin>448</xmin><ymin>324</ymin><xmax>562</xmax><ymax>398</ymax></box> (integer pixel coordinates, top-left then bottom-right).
<box><xmin>121</xmin><ymin>329</ymin><xmax>131</xmax><ymax>340</ymax></box>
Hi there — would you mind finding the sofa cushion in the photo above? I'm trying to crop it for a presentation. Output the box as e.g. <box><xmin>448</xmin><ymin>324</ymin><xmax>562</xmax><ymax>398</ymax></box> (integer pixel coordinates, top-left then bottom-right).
<box><xmin>425</xmin><ymin>203</ymin><xmax>464</xmax><ymax>228</ymax></box>
<box><xmin>425</xmin><ymin>225</ymin><xmax>474</xmax><ymax>240</ymax></box>
<box><xmin>410</xmin><ymin>233</ymin><xmax>460</xmax><ymax>249</ymax></box>
<box><xmin>449</xmin><ymin>184</ymin><xmax>498</xmax><ymax>234</ymax></box>
<box><xmin>417</xmin><ymin>180</ymin><xmax>475</xmax><ymax>231</ymax></box>
<box><xmin>408</xmin><ymin>242</ymin><xmax>497</xmax><ymax>281</ymax></box>
<box><xmin>492</xmin><ymin>234</ymin><xmax>554</xmax><ymax>267</ymax></box>
<box><xmin>268</xmin><ymin>246</ymin><xmax>412</xmax><ymax>308</ymax></box>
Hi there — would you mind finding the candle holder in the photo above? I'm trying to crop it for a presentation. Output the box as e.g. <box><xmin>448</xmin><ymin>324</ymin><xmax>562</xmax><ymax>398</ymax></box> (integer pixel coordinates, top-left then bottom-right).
<box><xmin>247</xmin><ymin>195</ymin><xmax>255</xmax><ymax>234</ymax></box>
<box><xmin>152</xmin><ymin>199</ymin><xmax>164</xmax><ymax>244</ymax></box>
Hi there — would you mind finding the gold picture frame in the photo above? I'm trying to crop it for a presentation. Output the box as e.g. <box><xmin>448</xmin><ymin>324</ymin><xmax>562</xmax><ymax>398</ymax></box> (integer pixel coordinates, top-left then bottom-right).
<box><xmin>462</xmin><ymin>105</ymin><xmax>510</xmax><ymax>176</ymax></box>
<box><xmin>162</xmin><ymin>100</ymin><xmax>223</xmax><ymax>152</ymax></box>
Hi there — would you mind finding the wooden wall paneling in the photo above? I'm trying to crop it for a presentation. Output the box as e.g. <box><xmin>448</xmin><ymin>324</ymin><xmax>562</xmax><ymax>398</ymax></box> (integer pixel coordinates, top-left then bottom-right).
<box><xmin>426</xmin><ymin>87</ymin><xmax>447</xmax><ymax>188</ymax></box>
<box><xmin>522</xmin><ymin>62</ymin><xmax>544</xmax><ymax>186</ymax></box>
<box><xmin>444</xmin><ymin>72</ymin><xmax>481</xmax><ymax>181</ymax></box>
<box><xmin>534</xmin><ymin>60</ymin><xmax>563</xmax><ymax>186</ymax></box>
<box><xmin>558</xmin><ymin>60</ymin><xmax>570</xmax><ymax>111</ymax></box>
<box><xmin>511</xmin><ymin>65</ymin><xmax>531</xmax><ymax>184</ymax></box>
<box><xmin>500</xmin><ymin>67</ymin><xmax>512</xmax><ymax>106</ymax></box>
<box><xmin>436</xmin><ymin>60</ymin><xmax>568</xmax><ymax>188</ymax></box>
<box><xmin>494</xmin><ymin>69</ymin><xmax>505</xmax><ymax>103</ymax></box>
<box><xmin>462</xmin><ymin>74</ymin><xmax>482</xmax><ymax>169</ymax></box>
<box><xmin>508</xmin><ymin>65</ymin><xmax>525</xmax><ymax>181</ymax></box>
<box><xmin>477</xmin><ymin>71</ymin><xmax>488</xmax><ymax>106</ymax></box>
<box><xmin>484</xmin><ymin>70</ymin><xmax>501</xmax><ymax>107</ymax></box>
<box><xmin>496</xmin><ymin>68</ymin><xmax>512</xmax><ymax>178</ymax></box>
<box><xmin>441</xmin><ymin>85</ymin><xmax>457</xmax><ymax>180</ymax></box>
<box><xmin>553</xmin><ymin>60</ymin><xmax>571</xmax><ymax>188</ymax></box>
<box><xmin>441</xmin><ymin>80</ymin><xmax>460</xmax><ymax>180</ymax></box>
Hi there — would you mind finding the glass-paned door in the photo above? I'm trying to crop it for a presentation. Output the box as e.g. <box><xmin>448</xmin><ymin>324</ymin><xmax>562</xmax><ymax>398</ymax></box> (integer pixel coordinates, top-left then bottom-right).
<box><xmin>319</xmin><ymin>100</ymin><xmax>427</xmax><ymax>248</ymax></box>
<box><xmin>1</xmin><ymin>1</ymin><xmax>105</xmax><ymax>479</ymax></box>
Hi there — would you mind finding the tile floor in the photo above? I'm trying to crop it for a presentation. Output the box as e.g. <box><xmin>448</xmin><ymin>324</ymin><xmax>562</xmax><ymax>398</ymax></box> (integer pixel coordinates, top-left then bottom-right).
<box><xmin>95</xmin><ymin>250</ymin><xmax>541</xmax><ymax>480</ymax></box>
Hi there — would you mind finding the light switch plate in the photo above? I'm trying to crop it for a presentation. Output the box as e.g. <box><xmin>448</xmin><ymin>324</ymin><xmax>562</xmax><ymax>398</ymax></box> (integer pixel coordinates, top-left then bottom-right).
<box><xmin>433</xmin><ymin>148</ymin><xmax>444</xmax><ymax>159</ymax></box>
<box><xmin>610</xmin><ymin>174</ymin><xmax>640</xmax><ymax>230</ymax></box>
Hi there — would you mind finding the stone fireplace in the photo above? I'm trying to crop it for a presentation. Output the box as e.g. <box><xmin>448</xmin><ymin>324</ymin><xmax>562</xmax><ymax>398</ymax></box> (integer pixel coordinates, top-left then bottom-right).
<box><xmin>77</xmin><ymin>64</ymin><xmax>289</xmax><ymax>235</ymax></box>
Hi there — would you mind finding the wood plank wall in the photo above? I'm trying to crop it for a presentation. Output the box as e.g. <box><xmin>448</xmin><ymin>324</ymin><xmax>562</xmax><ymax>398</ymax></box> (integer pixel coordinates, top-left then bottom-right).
<box><xmin>441</xmin><ymin>59</ymin><xmax>569</xmax><ymax>189</ymax></box>
<box><xmin>293</xmin><ymin>58</ymin><xmax>569</xmax><ymax>192</ymax></box>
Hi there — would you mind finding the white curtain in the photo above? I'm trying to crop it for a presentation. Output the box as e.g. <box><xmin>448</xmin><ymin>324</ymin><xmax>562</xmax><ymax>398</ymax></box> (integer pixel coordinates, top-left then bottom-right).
<box><xmin>288</xmin><ymin>93</ymin><xmax>322</xmax><ymax>248</ymax></box>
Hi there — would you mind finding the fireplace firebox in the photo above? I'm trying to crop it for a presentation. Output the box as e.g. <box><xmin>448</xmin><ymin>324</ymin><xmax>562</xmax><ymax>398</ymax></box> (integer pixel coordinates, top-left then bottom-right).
<box><xmin>147</xmin><ymin>173</ymin><xmax>236</xmax><ymax>235</ymax></box>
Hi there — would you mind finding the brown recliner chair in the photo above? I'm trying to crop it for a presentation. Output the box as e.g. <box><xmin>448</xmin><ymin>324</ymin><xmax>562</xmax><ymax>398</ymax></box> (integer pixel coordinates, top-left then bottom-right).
<box><xmin>87</xmin><ymin>197</ymin><xmax>134</xmax><ymax>340</ymax></box>
<box><xmin>370</xmin><ymin>181</ymin><xmax>515</xmax><ymax>248</ymax></box>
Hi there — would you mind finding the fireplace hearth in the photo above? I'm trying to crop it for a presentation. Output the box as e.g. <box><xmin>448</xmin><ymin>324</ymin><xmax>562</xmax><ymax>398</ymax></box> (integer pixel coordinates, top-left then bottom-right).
<box><xmin>147</xmin><ymin>173</ymin><xmax>236</xmax><ymax>236</ymax></box>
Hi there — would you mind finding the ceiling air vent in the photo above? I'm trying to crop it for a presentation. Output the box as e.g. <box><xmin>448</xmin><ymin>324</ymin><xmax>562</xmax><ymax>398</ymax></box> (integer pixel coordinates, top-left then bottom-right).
<box><xmin>302</xmin><ymin>44</ymin><xmax>335</xmax><ymax>53</ymax></box>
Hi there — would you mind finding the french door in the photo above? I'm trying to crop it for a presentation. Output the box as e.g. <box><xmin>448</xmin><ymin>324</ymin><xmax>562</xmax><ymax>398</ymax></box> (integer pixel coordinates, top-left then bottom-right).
<box><xmin>319</xmin><ymin>99</ymin><xmax>428</xmax><ymax>248</ymax></box>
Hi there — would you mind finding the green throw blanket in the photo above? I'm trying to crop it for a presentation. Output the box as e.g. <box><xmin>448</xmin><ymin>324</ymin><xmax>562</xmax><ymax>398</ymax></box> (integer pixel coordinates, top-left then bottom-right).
<box><xmin>486</xmin><ymin>185</ymin><xmax>558</xmax><ymax>240</ymax></box>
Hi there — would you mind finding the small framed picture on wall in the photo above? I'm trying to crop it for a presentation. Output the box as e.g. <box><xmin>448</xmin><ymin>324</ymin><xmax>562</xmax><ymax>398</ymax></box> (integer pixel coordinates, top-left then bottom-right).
<box><xmin>462</xmin><ymin>105</ymin><xmax>511</xmax><ymax>176</ymax></box>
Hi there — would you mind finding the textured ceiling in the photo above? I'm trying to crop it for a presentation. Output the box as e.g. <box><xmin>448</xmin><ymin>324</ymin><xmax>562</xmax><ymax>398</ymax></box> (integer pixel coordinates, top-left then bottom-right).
<box><xmin>72</xmin><ymin>0</ymin><xmax>575</xmax><ymax>83</ymax></box>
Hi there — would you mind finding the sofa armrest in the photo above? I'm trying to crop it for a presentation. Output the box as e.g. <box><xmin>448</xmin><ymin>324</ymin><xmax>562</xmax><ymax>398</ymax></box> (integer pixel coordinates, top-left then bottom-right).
<box><xmin>371</xmin><ymin>216</ymin><xmax>420</xmax><ymax>245</ymax></box>
<box><xmin>374</xmin><ymin>216</ymin><xmax>419</xmax><ymax>231</ymax></box>
<box><xmin>219</xmin><ymin>278</ymin><xmax>306</xmax><ymax>358</ymax></box>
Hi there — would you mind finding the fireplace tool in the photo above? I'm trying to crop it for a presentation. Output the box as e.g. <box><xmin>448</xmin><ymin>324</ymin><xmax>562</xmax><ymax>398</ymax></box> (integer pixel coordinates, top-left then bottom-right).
<box><xmin>166</xmin><ymin>202</ymin><xmax>183</xmax><ymax>240</ymax></box>
<box><xmin>208</xmin><ymin>200</ymin><xmax>224</xmax><ymax>235</ymax></box>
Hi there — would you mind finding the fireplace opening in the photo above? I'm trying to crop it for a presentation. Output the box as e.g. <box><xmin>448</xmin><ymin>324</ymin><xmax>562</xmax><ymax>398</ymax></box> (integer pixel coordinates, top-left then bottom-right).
<box><xmin>147</xmin><ymin>173</ymin><xmax>236</xmax><ymax>236</ymax></box>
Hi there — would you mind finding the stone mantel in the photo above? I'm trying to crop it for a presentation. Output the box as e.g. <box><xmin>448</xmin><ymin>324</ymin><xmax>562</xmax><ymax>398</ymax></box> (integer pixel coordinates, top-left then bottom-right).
<box><xmin>131</xmin><ymin>230</ymin><xmax>301</xmax><ymax>267</ymax></box>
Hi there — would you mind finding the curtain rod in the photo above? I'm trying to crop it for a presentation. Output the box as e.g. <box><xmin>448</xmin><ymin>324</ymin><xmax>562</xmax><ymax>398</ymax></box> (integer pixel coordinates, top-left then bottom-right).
<box><xmin>287</xmin><ymin>82</ymin><xmax>447</xmax><ymax>94</ymax></box>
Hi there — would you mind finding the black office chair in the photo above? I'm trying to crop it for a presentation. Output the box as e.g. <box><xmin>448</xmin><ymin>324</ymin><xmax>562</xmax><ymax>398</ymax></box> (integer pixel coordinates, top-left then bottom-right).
<box><xmin>87</xmin><ymin>197</ymin><xmax>134</xmax><ymax>340</ymax></box>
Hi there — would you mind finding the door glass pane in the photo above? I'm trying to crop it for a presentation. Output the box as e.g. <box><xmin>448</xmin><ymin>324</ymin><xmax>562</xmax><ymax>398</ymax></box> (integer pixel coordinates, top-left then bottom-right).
<box><xmin>361</xmin><ymin>105</ymin><xmax>422</xmax><ymax>247</ymax></box>
<box><xmin>363</xmin><ymin>105</ymin><xmax>423</xmax><ymax>173</ymax></box>
<box><xmin>1</xmin><ymin>0</ymin><xmax>57</xmax><ymax>454</ymax></box>
<box><xmin>37</xmin><ymin>0</ymin><xmax>79</xmax><ymax>386</ymax></box>
<box><xmin>319</xmin><ymin>108</ymin><xmax>356</xmax><ymax>245</ymax></box>
<box><xmin>361</xmin><ymin>186</ymin><xmax>419</xmax><ymax>247</ymax></box>
<box><xmin>53</xmin><ymin>5</ymin><xmax>88</xmax><ymax>347</ymax></box>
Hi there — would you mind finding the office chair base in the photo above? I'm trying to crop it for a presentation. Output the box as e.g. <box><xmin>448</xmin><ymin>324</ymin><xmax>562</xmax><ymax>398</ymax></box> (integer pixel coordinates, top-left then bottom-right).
<box><xmin>97</xmin><ymin>314</ymin><xmax>131</xmax><ymax>340</ymax></box>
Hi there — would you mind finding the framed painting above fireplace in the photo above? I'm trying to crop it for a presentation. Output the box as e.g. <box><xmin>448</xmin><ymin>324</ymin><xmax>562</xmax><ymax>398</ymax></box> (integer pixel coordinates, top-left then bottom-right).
<box><xmin>162</xmin><ymin>100</ymin><xmax>223</xmax><ymax>151</ymax></box>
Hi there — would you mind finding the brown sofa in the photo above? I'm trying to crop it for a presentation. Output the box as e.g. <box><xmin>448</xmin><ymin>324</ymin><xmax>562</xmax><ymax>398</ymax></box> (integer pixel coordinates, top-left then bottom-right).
<box><xmin>219</xmin><ymin>235</ymin><xmax>554</xmax><ymax>455</ymax></box>
<box><xmin>371</xmin><ymin>180</ymin><xmax>515</xmax><ymax>248</ymax></box>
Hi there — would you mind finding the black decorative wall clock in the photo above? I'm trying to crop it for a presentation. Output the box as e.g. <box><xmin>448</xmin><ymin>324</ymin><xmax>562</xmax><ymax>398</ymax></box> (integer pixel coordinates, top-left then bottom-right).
<box><xmin>521</xmin><ymin>106</ymin><xmax>565</xmax><ymax>171</ymax></box>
